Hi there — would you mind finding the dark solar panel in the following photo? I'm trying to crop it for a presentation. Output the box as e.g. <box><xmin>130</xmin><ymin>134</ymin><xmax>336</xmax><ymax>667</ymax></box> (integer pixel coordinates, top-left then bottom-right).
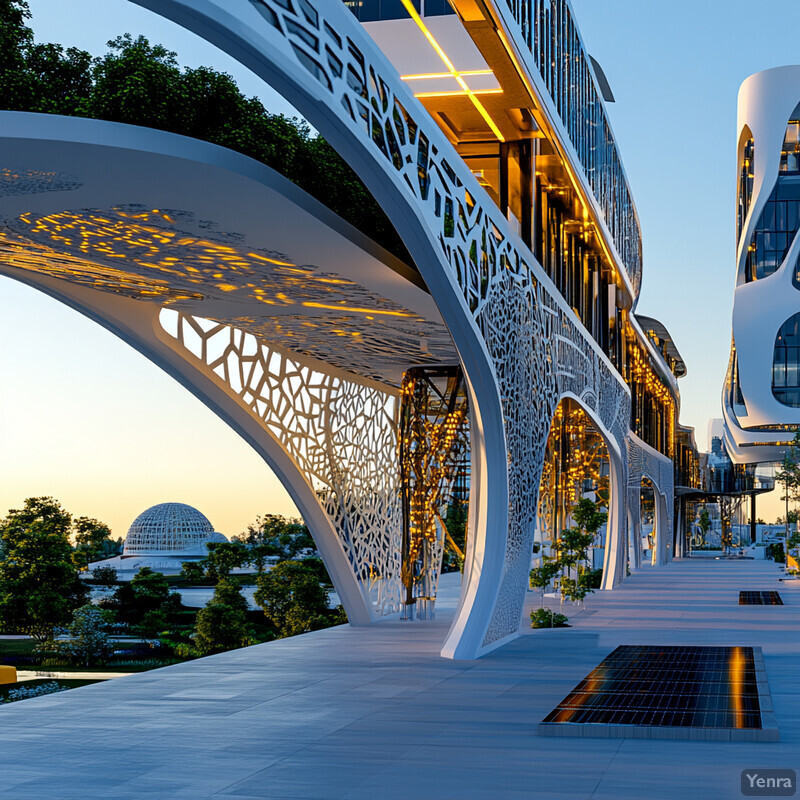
<box><xmin>739</xmin><ymin>591</ymin><xmax>783</xmax><ymax>605</ymax></box>
<box><xmin>539</xmin><ymin>645</ymin><xmax>777</xmax><ymax>741</ymax></box>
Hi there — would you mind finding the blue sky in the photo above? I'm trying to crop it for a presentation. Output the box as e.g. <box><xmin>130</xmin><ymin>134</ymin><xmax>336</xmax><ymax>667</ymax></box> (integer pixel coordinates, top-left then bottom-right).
<box><xmin>2</xmin><ymin>0</ymin><xmax>798</xmax><ymax>532</ymax></box>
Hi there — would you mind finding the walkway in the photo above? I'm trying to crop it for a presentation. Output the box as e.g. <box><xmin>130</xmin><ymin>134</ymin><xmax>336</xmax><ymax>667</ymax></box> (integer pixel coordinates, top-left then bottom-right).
<box><xmin>0</xmin><ymin>560</ymin><xmax>797</xmax><ymax>799</ymax></box>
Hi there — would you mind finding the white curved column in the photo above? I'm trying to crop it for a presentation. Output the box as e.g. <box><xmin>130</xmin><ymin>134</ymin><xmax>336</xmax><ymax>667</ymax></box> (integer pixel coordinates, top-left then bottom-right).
<box><xmin>627</xmin><ymin>432</ymin><xmax>675</xmax><ymax>568</ymax></box>
<box><xmin>130</xmin><ymin>0</ymin><xmax>637</xmax><ymax>657</ymax></box>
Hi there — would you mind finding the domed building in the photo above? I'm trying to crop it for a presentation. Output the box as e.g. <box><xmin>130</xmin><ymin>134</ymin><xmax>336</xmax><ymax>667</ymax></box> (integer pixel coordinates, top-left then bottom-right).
<box><xmin>123</xmin><ymin>503</ymin><xmax>227</xmax><ymax>558</ymax></box>
<box><xmin>87</xmin><ymin>502</ymin><xmax>228</xmax><ymax>578</ymax></box>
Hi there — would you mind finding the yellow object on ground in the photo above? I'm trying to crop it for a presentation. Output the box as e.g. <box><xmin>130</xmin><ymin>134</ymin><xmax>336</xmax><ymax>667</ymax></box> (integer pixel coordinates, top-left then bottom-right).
<box><xmin>0</xmin><ymin>665</ymin><xmax>17</xmax><ymax>685</ymax></box>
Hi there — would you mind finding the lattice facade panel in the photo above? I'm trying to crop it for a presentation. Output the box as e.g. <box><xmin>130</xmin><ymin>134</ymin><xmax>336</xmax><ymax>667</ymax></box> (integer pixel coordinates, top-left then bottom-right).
<box><xmin>152</xmin><ymin>0</ymin><xmax>636</xmax><ymax>649</ymax></box>
<box><xmin>159</xmin><ymin>308</ymin><xmax>403</xmax><ymax>615</ymax></box>
<box><xmin>627</xmin><ymin>434</ymin><xmax>675</xmax><ymax>562</ymax></box>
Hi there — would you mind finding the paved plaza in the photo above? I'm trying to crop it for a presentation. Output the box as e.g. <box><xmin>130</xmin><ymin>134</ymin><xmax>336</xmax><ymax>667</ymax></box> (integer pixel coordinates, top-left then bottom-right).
<box><xmin>1</xmin><ymin>558</ymin><xmax>798</xmax><ymax>799</ymax></box>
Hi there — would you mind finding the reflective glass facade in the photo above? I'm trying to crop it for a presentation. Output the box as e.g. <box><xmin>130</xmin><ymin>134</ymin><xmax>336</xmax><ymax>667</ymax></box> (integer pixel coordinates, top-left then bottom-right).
<box><xmin>745</xmin><ymin>105</ymin><xmax>800</xmax><ymax>282</ymax></box>
<box><xmin>737</xmin><ymin>136</ymin><xmax>754</xmax><ymax>244</ymax></box>
<box><xmin>344</xmin><ymin>0</ymin><xmax>453</xmax><ymax>21</ymax></box>
<box><xmin>772</xmin><ymin>312</ymin><xmax>800</xmax><ymax>406</ymax></box>
<box><xmin>509</xmin><ymin>0</ymin><xmax>642</xmax><ymax>291</ymax></box>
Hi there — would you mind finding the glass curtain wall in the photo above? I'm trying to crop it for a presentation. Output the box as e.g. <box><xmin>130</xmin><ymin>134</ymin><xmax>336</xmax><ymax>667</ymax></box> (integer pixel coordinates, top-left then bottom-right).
<box><xmin>773</xmin><ymin>311</ymin><xmax>800</xmax><ymax>406</ymax></box>
<box><xmin>745</xmin><ymin>104</ymin><xmax>800</xmax><ymax>282</ymax></box>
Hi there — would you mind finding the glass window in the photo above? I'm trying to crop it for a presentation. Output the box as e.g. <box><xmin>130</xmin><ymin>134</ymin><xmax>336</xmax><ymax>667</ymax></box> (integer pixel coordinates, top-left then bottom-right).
<box><xmin>746</xmin><ymin>105</ymin><xmax>800</xmax><ymax>281</ymax></box>
<box><xmin>421</xmin><ymin>0</ymin><xmax>455</xmax><ymax>15</ymax></box>
<box><xmin>772</xmin><ymin>313</ymin><xmax>800</xmax><ymax>406</ymax></box>
<box><xmin>738</xmin><ymin>135</ymin><xmax>754</xmax><ymax>244</ymax></box>
<box><xmin>780</xmin><ymin>103</ymin><xmax>800</xmax><ymax>174</ymax></box>
<box><xmin>343</xmin><ymin>0</ymin><xmax>419</xmax><ymax>21</ymax></box>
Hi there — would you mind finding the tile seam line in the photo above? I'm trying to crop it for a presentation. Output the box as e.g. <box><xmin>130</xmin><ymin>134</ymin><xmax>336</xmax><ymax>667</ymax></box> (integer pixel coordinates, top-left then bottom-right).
<box><xmin>588</xmin><ymin>737</ymin><xmax>626</xmax><ymax>799</ymax></box>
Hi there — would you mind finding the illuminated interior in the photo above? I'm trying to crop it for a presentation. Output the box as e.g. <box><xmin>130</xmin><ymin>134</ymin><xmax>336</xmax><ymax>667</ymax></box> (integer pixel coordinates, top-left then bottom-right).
<box><xmin>358</xmin><ymin>1</ymin><xmax>682</xmax><ymax>459</ymax></box>
<box><xmin>536</xmin><ymin>398</ymin><xmax>610</xmax><ymax>551</ymax></box>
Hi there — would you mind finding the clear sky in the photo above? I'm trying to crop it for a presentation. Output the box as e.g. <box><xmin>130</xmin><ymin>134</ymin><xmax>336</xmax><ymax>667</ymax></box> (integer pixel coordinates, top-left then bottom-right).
<box><xmin>1</xmin><ymin>0</ymin><xmax>798</xmax><ymax>534</ymax></box>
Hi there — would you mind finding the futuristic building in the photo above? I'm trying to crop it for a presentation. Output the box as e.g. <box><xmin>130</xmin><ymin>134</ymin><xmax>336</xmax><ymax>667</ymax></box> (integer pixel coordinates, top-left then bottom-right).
<box><xmin>723</xmin><ymin>66</ymin><xmax>800</xmax><ymax>467</ymax></box>
<box><xmin>0</xmin><ymin>0</ymin><xmax>697</xmax><ymax>658</ymax></box>
<box><xmin>88</xmin><ymin>502</ymin><xmax>228</xmax><ymax>577</ymax></box>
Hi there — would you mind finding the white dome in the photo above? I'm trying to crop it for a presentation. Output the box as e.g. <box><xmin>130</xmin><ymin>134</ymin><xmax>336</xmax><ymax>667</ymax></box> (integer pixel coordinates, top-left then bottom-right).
<box><xmin>122</xmin><ymin>502</ymin><xmax>225</xmax><ymax>557</ymax></box>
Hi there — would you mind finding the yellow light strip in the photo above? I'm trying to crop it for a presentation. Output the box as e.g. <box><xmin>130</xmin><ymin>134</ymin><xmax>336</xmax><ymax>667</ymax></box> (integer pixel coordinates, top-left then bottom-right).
<box><xmin>247</xmin><ymin>252</ymin><xmax>295</xmax><ymax>267</ymax></box>
<box><xmin>401</xmin><ymin>69</ymin><xmax>494</xmax><ymax>80</ymax></box>
<box><xmin>302</xmin><ymin>302</ymin><xmax>415</xmax><ymax>317</ymax></box>
<box><xmin>414</xmin><ymin>88</ymin><xmax>504</xmax><ymax>99</ymax></box>
<box><xmin>399</xmin><ymin>0</ymin><xmax>505</xmax><ymax>142</ymax></box>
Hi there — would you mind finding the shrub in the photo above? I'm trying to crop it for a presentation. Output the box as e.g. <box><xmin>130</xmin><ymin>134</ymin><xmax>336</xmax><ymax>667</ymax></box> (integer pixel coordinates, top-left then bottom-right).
<box><xmin>2</xmin><ymin>681</ymin><xmax>65</xmax><ymax>703</ymax></box>
<box><xmin>58</xmin><ymin>605</ymin><xmax>112</xmax><ymax>666</ymax></box>
<box><xmin>530</xmin><ymin>608</ymin><xmax>569</xmax><ymax>629</ymax></box>
<box><xmin>579</xmin><ymin>568</ymin><xmax>603</xmax><ymax>590</ymax></box>
<box><xmin>767</xmin><ymin>543</ymin><xmax>785</xmax><ymax>563</ymax></box>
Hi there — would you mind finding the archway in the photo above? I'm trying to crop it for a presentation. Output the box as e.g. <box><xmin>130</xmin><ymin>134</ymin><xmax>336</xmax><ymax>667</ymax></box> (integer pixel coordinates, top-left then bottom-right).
<box><xmin>535</xmin><ymin>397</ymin><xmax>622</xmax><ymax>588</ymax></box>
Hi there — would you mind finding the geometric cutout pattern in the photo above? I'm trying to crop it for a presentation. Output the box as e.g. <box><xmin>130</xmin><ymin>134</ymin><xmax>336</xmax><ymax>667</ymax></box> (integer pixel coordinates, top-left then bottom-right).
<box><xmin>0</xmin><ymin>206</ymin><xmax>455</xmax><ymax>384</ymax></box>
<box><xmin>0</xmin><ymin>167</ymin><xmax>82</xmax><ymax>197</ymax></box>
<box><xmin>159</xmin><ymin>308</ymin><xmax>403</xmax><ymax>615</ymax></box>
<box><xmin>239</xmin><ymin>0</ymin><xmax>634</xmax><ymax>647</ymax></box>
<box><xmin>627</xmin><ymin>434</ymin><xmax>675</xmax><ymax>563</ymax></box>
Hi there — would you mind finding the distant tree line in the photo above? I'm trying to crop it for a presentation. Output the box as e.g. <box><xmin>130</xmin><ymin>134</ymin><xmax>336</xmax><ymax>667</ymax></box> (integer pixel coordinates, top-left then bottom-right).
<box><xmin>0</xmin><ymin>496</ymin><xmax>345</xmax><ymax>667</ymax></box>
<box><xmin>0</xmin><ymin>0</ymin><xmax>410</xmax><ymax>263</ymax></box>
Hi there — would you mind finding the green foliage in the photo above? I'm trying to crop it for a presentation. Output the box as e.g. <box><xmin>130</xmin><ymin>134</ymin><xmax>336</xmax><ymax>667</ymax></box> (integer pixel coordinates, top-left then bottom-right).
<box><xmin>105</xmin><ymin>567</ymin><xmax>181</xmax><ymax>634</ymax></box>
<box><xmin>204</xmin><ymin>540</ymin><xmax>249</xmax><ymax>581</ymax></box>
<box><xmin>697</xmin><ymin>508</ymin><xmax>711</xmax><ymax>547</ymax></box>
<box><xmin>0</xmin><ymin>10</ymin><xmax>409</xmax><ymax>262</ymax></box>
<box><xmin>529</xmin><ymin>560</ymin><xmax>560</xmax><ymax>592</ymax></box>
<box><xmin>89</xmin><ymin>565</ymin><xmax>118</xmax><ymax>588</ymax></box>
<box><xmin>442</xmin><ymin>498</ymin><xmax>468</xmax><ymax>572</ymax></box>
<box><xmin>234</xmin><ymin>514</ymin><xmax>319</xmax><ymax>573</ymax></box>
<box><xmin>254</xmin><ymin>560</ymin><xmax>335</xmax><ymax>638</ymax></box>
<box><xmin>571</xmin><ymin>497</ymin><xmax>608</xmax><ymax>536</ymax></box>
<box><xmin>184</xmin><ymin>578</ymin><xmax>254</xmax><ymax>656</ymax></box>
<box><xmin>530</xmin><ymin>608</ymin><xmax>569</xmax><ymax>628</ymax></box>
<box><xmin>71</xmin><ymin>516</ymin><xmax>121</xmax><ymax>570</ymax></box>
<box><xmin>0</xmin><ymin>0</ymin><xmax>34</xmax><ymax>111</ymax></box>
<box><xmin>2</xmin><ymin>680</ymin><xmax>65</xmax><ymax>704</ymax></box>
<box><xmin>767</xmin><ymin>543</ymin><xmax>785</xmax><ymax>564</ymax></box>
<box><xmin>546</xmin><ymin>499</ymin><xmax>606</xmax><ymax>607</ymax></box>
<box><xmin>559</xmin><ymin>576</ymin><xmax>588</xmax><ymax>603</ymax></box>
<box><xmin>210</xmin><ymin>578</ymin><xmax>249</xmax><ymax>615</ymax></box>
<box><xmin>579</xmin><ymin>568</ymin><xmax>603</xmax><ymax>590</ymax></box>
<box><xmin>58</xmin><ymin>604</ymin><xmax>112</xmax><ymax>667</ymax></box>
<box><xmin>179</xmin><ymin>561</ymin><xmax>207</xmax><ymax>583</ymax></box>
<box><xmin>0</xmin><ymin>497</ymin><xmax>88</xmax><ymax>640</ymax></box>
<box><xmin>193</xmin><ymin>602</ymin><xmax>253</xmax><ymax>656</ymax></box>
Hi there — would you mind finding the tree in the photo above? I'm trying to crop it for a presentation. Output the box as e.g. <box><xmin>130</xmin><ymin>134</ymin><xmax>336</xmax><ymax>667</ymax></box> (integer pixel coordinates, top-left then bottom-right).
<box><xmin>254</xmin><ymin>561</ymin><xmax>332</xmax><ymax>638</ymax></box>
<box><xmin>191</xmin><ymin>578</ymin><xmax>253</xmax><ymax>656</ymax></box>
<box><xmin>235</xmin><ymin>514</ymin><xmax>318</xmax><ymax>569</ymax></box>
<box><xmin>204</xmin><ymin>541</ymin><xmax>249</xmax><ymax>581</ymax></box>
<box><xmin>529</xmin><ymin>560</ymin><xmax>560</xmax><ymax>607</ymax></box>
<box><xmin>697</xmin><ymin>508</ymin><xmax>711</xmax><ymax>548</ymax></box>
<box><xmin>90</xmin><ymin>565</ymin><xmax>118</xmax><ymax>588</ymax></box>
<box><xmin>108</xmin><ymin>567</ymin><xmax>181</xmax><ymax>633</ymax></box>
<box><xmin>193</xmin><ymin>603</ymin><xmax>252</xmax><ymax>656</ymax></box>
<box><xmin>0</xmin><ymin>0</ymin><xmax>34</xmax><ymax>111</ymax></box>
<box><xmin>210</xmin><ymin>578</ymin><xmax>249</xmax><ymax>615</ymax></box>
<box><xmin>775</xmin><ymin>432</ymin><xmax>800</xmax><ymax>558</ymax></box>
<box><xmin>0</xmin><ymin>497</ymin><xmax>88</xmax><ymax>640</ymax></box>
<box><xmin>180</xmin><ymin>561</ymin><xmax>207</xmax><ymax>584</ymax></box>
<box><xmin>59</xmin><ymin>605</ymin><xmax>112</xmax><ymax>667</ymax></box>
<box><xmin>71</xmin><ymin>516</ymin><xmax>121</xmax><ymax>570</ymax></box>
